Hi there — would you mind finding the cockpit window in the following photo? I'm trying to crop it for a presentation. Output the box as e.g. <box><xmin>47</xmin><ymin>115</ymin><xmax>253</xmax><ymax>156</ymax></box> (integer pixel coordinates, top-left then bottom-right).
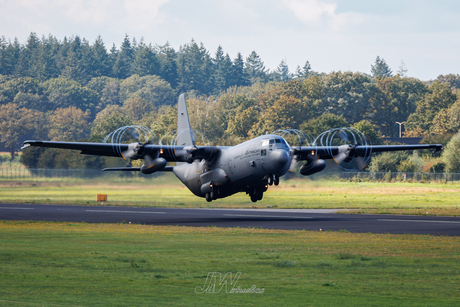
<box><xmin>275</xmin><ymin>139</ymin><xmax>281</xmax><ymax>143</ymax></box>
<box><xmin>269</xmin><ymin>139</ymin><xmax>275</xmax><ymax>144</ymax></box>
<box><xmin>260</xmin><ymin>139</ymin><xmax>269</xmax><ymax>147</ymax></box>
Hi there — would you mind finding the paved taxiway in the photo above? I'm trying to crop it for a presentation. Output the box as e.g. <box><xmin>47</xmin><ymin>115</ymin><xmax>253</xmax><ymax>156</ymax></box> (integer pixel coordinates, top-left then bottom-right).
<box><xmin>1</xmin><ymin>203</ymin><xmax>460</xmax><ymax>236</ymax></box>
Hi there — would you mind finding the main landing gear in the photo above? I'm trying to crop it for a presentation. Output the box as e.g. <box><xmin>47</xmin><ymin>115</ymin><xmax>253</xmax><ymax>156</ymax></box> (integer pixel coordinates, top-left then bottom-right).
<box><xmin>248</xmin><ymin>184</ymin><xmax>269</xmax><ymax>203</ymax></box>
<box><xmin>267</xmin><ymin>175</ymin><xmax>279</xmax><ymax>186</ymax></box>
<box><xmin>205</xmin><ymin>187</ymin><xmax>220</xmax><ymax>202</ymax></box>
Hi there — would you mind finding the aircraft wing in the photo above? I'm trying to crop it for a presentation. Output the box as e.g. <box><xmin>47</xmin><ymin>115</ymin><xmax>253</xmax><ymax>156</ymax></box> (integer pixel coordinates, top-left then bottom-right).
<box><xmin>288</xmin><ymin>143</ymin><xmax>442</xmax><ymax>174</ymax></box>
<box><xmin>294</xmin><ymin>144</ymin><xmax>442</xmax><ymax>161</ymax></box>
<box><xmin>21</xmin><ymin>140</ymin><xmax>220</xmax><ymax>163</ymax></box>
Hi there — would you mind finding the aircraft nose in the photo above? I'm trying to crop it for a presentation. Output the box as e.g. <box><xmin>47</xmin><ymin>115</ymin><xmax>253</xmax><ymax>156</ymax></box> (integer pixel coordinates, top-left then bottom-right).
<box><xmin>268</xmin><ymin>149</ymin><xmax>290</xmax><ymax>175</ymax></box>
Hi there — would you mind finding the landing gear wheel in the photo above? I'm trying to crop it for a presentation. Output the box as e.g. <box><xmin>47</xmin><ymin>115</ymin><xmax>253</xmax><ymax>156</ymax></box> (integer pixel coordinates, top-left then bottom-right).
<box><xmin>257</xmin><ymin>191</ymin><xmax>263</xmax><ymax>201</ymax></box>
<box><xmin>274</xmin><ymin>175</ymin><xmax>280</xmax><ymax>186</ymax></box>
<box><xmin>250</xmin><ymin>189</ymin><xmax>258</xmax><ymax>203</ymax></box>
<box><xmin>268</xmin><ymin>175</ymin><xmax>273</xmax><ymax>186</ymax></box>
<box><xmin>210</xmin><ymin>190</ymin><xmax>216</xmax><ymax>200</ymax></box>
<box><xmin>205</xmin><ymin>193</ymin><xmax>212</xmax><ymax>202</ymax></box>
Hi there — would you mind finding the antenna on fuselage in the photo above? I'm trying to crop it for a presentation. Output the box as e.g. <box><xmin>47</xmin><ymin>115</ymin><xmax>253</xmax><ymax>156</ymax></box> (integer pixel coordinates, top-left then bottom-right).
<box><xmin>176</xmin><ymin>94</ymin><xmax>195</xmax><ymax>146</ymax></box>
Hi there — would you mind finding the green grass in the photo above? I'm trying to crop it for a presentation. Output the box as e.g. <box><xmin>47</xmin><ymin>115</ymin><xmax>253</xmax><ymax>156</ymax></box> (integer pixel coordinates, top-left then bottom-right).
<box><xmin>1</xmin><ymin>174</ymin><xmax>460</xmax><ymax>215</ymax></box>
<box><xmin>0</xmin><ymin>220</ymin><xmax>459</xmax><ymax>306</ymax></box>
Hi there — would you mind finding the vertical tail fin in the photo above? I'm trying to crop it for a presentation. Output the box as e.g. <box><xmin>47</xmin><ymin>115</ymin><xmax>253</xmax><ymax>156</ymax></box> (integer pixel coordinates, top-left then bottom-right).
<box><xmin>177</xmin><ymin>94</ymin><xmax>195</xmax><ymax>146</ymax></box>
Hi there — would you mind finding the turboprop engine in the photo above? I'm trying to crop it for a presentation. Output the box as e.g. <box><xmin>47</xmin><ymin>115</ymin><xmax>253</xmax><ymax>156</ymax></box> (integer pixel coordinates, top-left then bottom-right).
<box><xmin>299</xmin><ymin>159</ymin><xmax>326</xmax><ymax>176</ymax></box>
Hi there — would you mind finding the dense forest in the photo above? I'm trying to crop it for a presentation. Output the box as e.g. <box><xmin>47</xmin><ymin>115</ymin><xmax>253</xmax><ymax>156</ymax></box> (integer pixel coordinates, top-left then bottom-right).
<box><xmin>1</xmin><ymin>33</ymin><xmax>460</xmax><ymax>172</ymax></box>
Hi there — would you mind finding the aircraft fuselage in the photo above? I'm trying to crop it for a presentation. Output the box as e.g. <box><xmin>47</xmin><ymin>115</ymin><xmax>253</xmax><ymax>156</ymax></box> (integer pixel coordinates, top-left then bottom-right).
<box><xmin>173</xmin><ymin>134</ymin><xmax>291</xmax><ymax>201</ymax></box>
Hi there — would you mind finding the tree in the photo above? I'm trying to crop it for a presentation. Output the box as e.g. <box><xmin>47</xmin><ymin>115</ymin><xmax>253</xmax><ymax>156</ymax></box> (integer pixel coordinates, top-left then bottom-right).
<box><xmin>230</xmin><ymin>52</ymin><xmax>248</xmax><ymax>87</ymax></box>
<box><xmin>271</xmin><ymin>59</ymin><xmax>291</xmax><ymax>82</ymax></box>
<box><xmin>157</xmin><ymin>42</ymin><xmax>178</xmax><ymax>88</ymax></box>
<box><xmin>118</xmin><ymin>74</ymin><xmax>175</xmax><ymax>108</ymax></box>
<box><xmin>0</xmin><ymin>77</ymin><xmax>48</xmax><ymax>111</ymax></box>
<box><xmin>113</xmin><ymin>35</ymin><xmax>134</xmax><ymax>79</ymax></box>
<box><xmin>148</xmin><ymin>105</ymin><xmax>177</xmax><ymax>140</ymax></box>
<box><xmin>435</xmin><ymin>74</ymin><xmax>460</xmax><ymax>90</ymax></box>
<box><xmin>370</xmin><ymin>76</ymin><xmax>426</xmax><ymax>136</ymax></box>
<box><xmin>368</xmin><ymin>151</ymin><xmax>409</xmax><ymax>172</ymax></box>
<box><xmin>352</xmin><ymin>120</ymin><xmax>382</xmax><ymax>145</ymax></box>
<box><xmin>60</xmin><ymin>35</ymin><xmax>87</xmax><ymax>83</ymax></box>
<box><xmin>122</xmin><ymin>97</ymin><xmax>155</xmax><ymax>121</ymax></box>
<box><xmin>300</xmin><ymin>113</ymin><xmax>348</xmax><ymax>138</ymax></box>
<box><xmin>176</xmin><ymin>40</ymin><xmax>213</xmax><ymax>94</ymax></box>
<box><xmin>405</xmin><ymin>81</ymin><xmax>457</xmax><ymax>131</ymax></box>
<box><xmin>245</xmin><ymin>51</ymin><xmax>267</xmax><ymax>84</ymax></box>
<box><xmin>14</xmin><ymin>33</ymin><xmax>40</xmax><ymax>77</ymax></box>
<box><xmin>321</xmin><ymin>71</ymin><xmax>375</xmax><ymax>124</ymax></box>
<box><xmin>226</xmin><ymin>105</ymin><xmax>259</xmax><ymax>141</ymax></box>
<box><xmin>0</xmin><ymin>37</ymin><xmax>21</xmax><ymax>76</ymax></box>
<box><xmin>133</xmin><ymin>41</ymin><xmax>160</xmax><ymax>76</ymax></box>
<box><xmin>0</xmin><ymin>103</ymin><xmax>39</xmax><ymax>159</ymax></box>
<box><xmin>32</xmin><ymin>35</ymin><xmax>59</xmax><ymax>81</ymax></box>
<box><xmin>90</xmin><ymin>105</ymin><xmax>132</xmax><ymax>141</ymax></box>
<box><xmin>397</xmin><ymin>60</ymin><xmax>408</xmax><ymax>77</ymax></box>
<box><xmin>48</xmin><ymin>106</ymin><xmax>90</xmax><ymax>141</ymax></box>
<box><xmin>42</xmin><ymin>78</ymin><xmax>100</xmax><ymax>114</ymax></box>
<box><xmin>295</xmin><ymin>61</ymin><xmax>312</xmax><ymax>79</ymax></box>
<box><xmin>212</xmin><ymin>46</ymin><xmax>233</xmax><ymax>93</ymax></box>
<box><xmin>371</xmin><ymin>56</ymin><xmax>392</xmax><ymax>78</ymax></box>
<box><xmin>442</xmin><ymin>132</ymin><xmax>460</xmax><ymax>173</ymax></box>
<box><xmin>88</xmin><ymin>36</ymin><xmax>111</xmax><ymax>78</ymax></box>
<box><xmin>249</xmin><ymin>96</ymin><xmax>308</xmax><ymax>136</ymax></box>
<box><xmin>432</xmin><ymin>99</ymin><xmax>460</xmax><ymax>136</ymax></box>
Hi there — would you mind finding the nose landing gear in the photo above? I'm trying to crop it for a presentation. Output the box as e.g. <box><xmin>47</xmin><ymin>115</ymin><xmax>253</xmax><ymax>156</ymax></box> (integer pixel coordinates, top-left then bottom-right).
<box><xmin>267</xmin><ymin>175</ymin><xmax>279</xmax><ymax>186</ymax></box>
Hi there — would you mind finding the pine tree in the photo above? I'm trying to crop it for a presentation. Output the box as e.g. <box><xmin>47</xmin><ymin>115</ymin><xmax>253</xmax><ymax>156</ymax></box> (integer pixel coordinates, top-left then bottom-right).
<box><xmin>0</xmin><ymin>38</ymin><xmax>21</xmax><ymax>76</ymax></box>
<box><xmin>273</xmin><ymin>59</ymin><xmax>291</xmax><ymax>82</ymax></box>
<box><xmin>158</xmin><ymin>42</ymin><xmax>178</xmax><ymax>88</ymax></box>
<box><xmin>371</xmin><ymin>56</ymin><xmax>393</xmax><ymax>78</ymax></box>
<box><xmin>133</xmin><ymin>41</ymin><xmax>160</xmax><ymax>77</ymax></box>
<box><xmin>230</xmin><ymin>52</ymin><xmax>248</xmax><ymax>87</ymax></box>
<box><xmin>295</xmin><ymin>61</ymin><xmax>312</xmax><ymax>79</ymax></box>
<box><xmin>244</xmin><ymin>51</ymin><xmax>267</xmax><ymax>84</ymax></box>
<box><xmin>212</xmin><ymin>45</ymin><xmax>225</xmax><ymax>92</ymax></box>
<box><xmin>33</xmin><ymin>35</ymin><xmax>58</xmax><ymax>80</ymax></box>
<box><xmin>177</xmin><ymin>40</ymin><xmax>213</xmax><ymax>94</ymax></box>
<box><xmin>15</xmin><ymin>33</ymin><xmax>40</xmax><ymax>77</ymax></box>
<box><xmin>88</xmin><ymin>36</ymin><xmax>111</xmax><ymax>78</ymax></box>
<box><xmin>113</xmin><ymin>35</ymin><xmax>134</xmax><ymax>79</ymax></box>
<box><xmin>397</xmin><ymin>60</ymin><xmax>408</xmax><ymax>77</ymax></box>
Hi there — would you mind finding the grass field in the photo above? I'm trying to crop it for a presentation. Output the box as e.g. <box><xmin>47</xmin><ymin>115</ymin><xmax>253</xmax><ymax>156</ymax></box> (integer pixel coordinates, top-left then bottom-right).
<box><xmin>0</xmin><ymin>220</ymin><xmax>459</xmax><ymax>306</ymax></box>
<box><xmin>1</xmin><ymin>173</ymin><xmax>460</xmax><ymax>216</ymax></box>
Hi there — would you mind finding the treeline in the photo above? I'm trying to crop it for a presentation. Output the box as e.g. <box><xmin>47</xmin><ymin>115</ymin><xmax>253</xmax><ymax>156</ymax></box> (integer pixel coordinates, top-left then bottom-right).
<box><xmin>1</xmin><ymin>34</ymin><xmax>460</xmax><ymax>172</ymax></box>
<box><xmin>0</xmin><ymin>33</ymin><xmax>311</xmax><ymax>95</ymax></box>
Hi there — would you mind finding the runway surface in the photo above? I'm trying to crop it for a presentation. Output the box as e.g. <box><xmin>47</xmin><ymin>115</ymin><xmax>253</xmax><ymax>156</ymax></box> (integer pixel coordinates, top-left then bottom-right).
<box><xmin>1</xmin><ymin>203</ymin><xmax>460</xmax><ymax>236</ymax></box>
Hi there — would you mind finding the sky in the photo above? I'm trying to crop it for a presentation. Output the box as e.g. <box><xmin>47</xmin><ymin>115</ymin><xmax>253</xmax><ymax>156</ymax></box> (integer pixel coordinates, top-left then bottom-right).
<box><xmin>1</xmin><ymin>0</ymin><xmax>460</xmax><ymax>80</ymax></box>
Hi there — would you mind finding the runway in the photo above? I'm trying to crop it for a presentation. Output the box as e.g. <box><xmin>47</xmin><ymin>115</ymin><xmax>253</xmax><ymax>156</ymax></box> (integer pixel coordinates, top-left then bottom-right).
<box><xmin>1</xmin><ymin>203</ymin><xmax>460</xmax><ymax>236</ymax></box>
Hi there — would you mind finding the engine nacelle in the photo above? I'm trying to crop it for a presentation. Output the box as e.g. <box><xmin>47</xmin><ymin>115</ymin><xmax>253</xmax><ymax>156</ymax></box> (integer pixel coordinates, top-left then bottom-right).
<box><xmin>299</xmin><ymin>159</ymin><xmax>326</xmax><ymax>176</ymax></box>
<box><xmin>140</xmin><ymin>157</ymin><xmax>167</xmax><ymax>174</ymax></box>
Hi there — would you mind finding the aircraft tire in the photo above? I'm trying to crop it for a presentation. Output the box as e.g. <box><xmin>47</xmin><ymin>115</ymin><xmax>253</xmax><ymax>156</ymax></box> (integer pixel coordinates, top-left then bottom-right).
<box><xmin>274</xmin><ymin>175</ymin><xmax>280</xmax><ymax>186</ymax></box>
<box><xmin>250</xmin><ymin>194</ymin><xmax>258</xmax><ymax>202</ymax></box>
<box><xmin>268</xmin><ymin>176</ymin><xmax>273</xmax><ymax>185</ymax></box>
<box><xmin>257</xmin><ymin>191</ymin><xmax>263</xmax><ymax>201</ymax></box>
<box><xmin>205</xmin><ymin>193</ymin><xmax>212</xmax><ymax>202</ymax></box>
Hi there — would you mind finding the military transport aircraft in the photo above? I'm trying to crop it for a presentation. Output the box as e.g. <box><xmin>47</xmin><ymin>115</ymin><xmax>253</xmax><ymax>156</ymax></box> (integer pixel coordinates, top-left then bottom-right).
<box><xmin>22</xmin><ymin>94</ymin><xmax>442</xmax><ymax>202</ymax></box>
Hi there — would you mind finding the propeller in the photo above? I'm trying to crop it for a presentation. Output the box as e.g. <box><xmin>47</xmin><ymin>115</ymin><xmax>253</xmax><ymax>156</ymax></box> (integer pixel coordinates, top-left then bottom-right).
<box><xmin>316</xmin><ymin>128</ymin><xmax>372</xmax><ymax>171</ymax></box>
